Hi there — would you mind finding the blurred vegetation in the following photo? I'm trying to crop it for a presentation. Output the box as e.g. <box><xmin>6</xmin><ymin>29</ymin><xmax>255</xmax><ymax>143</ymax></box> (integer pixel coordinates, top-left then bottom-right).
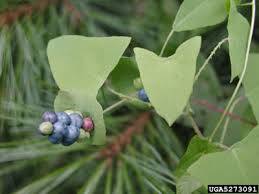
<box><xmin>0</xmin><ymin>0</ymin><xmax>258</xmax><ymax>193</ymax></box>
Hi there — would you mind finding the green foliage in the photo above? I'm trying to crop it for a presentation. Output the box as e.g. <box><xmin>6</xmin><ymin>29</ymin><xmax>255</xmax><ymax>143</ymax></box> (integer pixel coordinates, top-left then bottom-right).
<box><xmin>188</xmin><ymin>125</ymin><xmax>259</xmax><ymax>185</ymax></box>
<box><xmin>173</xmin><ymin>0</ymin><xmax>227</xmax><ymax>31</ymax></box>
<box><xmin>204</xmin><ymin>97</ymin><xmax>256</xmax><ymax>146</ymax></box>
<box><xmin>110</xmin><ymin>57</ymin><xmax>139</xmax><ymax>95</ymax></box>
<box><xmin>244</xmin><ymin>54</ymin><xmax>259</xmax><ymax>122</ymax></box>
<box><xmin>176</xmin><ymin>175</ymin><xmax>203</xmax><ymax>194</ymax></box>
<box><xmin>135</xmin><ymin>36</ymin><xmax>201</xmax><ymax>125</ymax></box>
<box><xmin>228</xmin><ymin>0</ymin><xmax>250</xmax><ymax>81</ymax></box>
<box><xmin>175</xmin><ymin>136</ymin><xmax>222</xmax><ymax>193</ymax></box>
<box><xmin>47</xmin><ymin>36</ymin><xmax>131</xmax><ymax>96</ymax></box>
<box><xmin>0</xmin><ymin>0</ymin><xmax>258</xmax><ymax>193</ymax></box>
<box><xmin>175</xmin><ymin>136</ymin><xmax>222</xmax><ymax>178</ymax></box>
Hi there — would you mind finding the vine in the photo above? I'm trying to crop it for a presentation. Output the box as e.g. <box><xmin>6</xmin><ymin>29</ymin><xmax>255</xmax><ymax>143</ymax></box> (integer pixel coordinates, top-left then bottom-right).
<box><xmin>210</xmin><ymin>0</ymin><xmax>256</xmax><ymax>141</ymax></box>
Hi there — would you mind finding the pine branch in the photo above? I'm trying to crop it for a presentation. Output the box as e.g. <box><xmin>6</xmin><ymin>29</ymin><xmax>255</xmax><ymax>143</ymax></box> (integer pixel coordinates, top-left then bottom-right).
<box><xmin>98</xmin><ymin>112</ymin><xmax>151</xmax><ymax>160</ymax></box>
<box><xmin>0</xmin><ymin>0</ymin><xmax>82</xmax><ymax>27</ymax></box>
<box><xmin>63</xmin><ymin>0</ymin><xmax>82</xmax><ymax>24</ymax></box>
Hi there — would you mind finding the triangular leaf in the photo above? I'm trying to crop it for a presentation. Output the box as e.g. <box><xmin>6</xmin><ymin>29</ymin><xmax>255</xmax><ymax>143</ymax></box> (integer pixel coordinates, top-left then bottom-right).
<box><xmin>47</xmin><ymin>35</ymin><xmax>131</xmax><ymax>96</ymax></box>
<box><xmin>173</xmin><ymin>0</ymin><xmax>227</xmax><ymax>32</ymax></box>
<box><xmin>188</xmin><ymin>125</ymin><xmax>259</xmax><ymax>185</ymax></box>
<box><xmin>134</xmin><ymin>36</ymin><xmax>201</xmax><ymax>125</ymax></box>
<box><xmin>227</xmin><ymin>0</ymin><xmax>250</xmax><ymax>81</ymax></box>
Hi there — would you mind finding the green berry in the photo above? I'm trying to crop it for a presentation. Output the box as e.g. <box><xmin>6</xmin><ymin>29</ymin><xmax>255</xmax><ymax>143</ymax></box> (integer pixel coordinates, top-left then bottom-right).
<box><xmin>65</xmin><ymin>110</ymin><xmax>83</xmax><ymax>117</ymax></box>
<box><xmin>39</xmin><ymin>122</ymin><xmax>53</xmax><ymax>135</ymax></box>
<box><xmin>133</xmin><ymin>78</ymin><xmax>143</xmax><ymax>90</ymax></box>
<box><xmin>77</xmin><ymin>129</ymin><xmax>90</xmax><ymax>142</ymax></box>
<box><xmin>74</xmin><ymin>111</ymin><xmax>83</xmax><ymax>117</ymax></box>
<box><xmin>64</xmin><ymin>110</ymin><xmax>75</xmax><ymax>115</ymax></box>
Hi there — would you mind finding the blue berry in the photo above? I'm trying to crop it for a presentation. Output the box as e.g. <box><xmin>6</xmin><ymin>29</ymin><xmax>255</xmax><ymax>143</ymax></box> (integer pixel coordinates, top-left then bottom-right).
<box><xmin>38</xmin><ymin>122</ymin><xmax>53</xmax><ymax>135</ymax></box>
<box><xmin>56</xmin><ymin>112</ymin><xmax>71</xmax><ymax>125</ymax></box>
<box><xmin>53</xmin><ymin>122</ymin><xmax>67</xmax><ymax>135</ymax></box>
<box><xmin>138</xmin><ymin>89</ymin><xmax>149</xmax><ymax>102</ymax></box>
<box><xmin>48</xmin><ymin>122</ymin><xmax>67</xmax><ymax>144</ymax></box>
<box><xmin>62</xmin><ymin>125</ymin><xmax>80</xmax><ymax>146</ymax></box>
<box><xmin>48</xmin><ymin>132</ymin><xmax>63</xmax><ymax>144</ymax></box>
<box><xmin>69</xmin><ymin>113</ymin><xmax>83</xmax><ymax>128</ymax></box>
<box><xmin>42</xmin><ymin>111</ymin><xmax>57</xmax><ymax>124</ymax></box>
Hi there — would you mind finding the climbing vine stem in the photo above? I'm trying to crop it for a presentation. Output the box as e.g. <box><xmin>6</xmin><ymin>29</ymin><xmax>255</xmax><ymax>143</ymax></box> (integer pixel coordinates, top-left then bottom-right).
<box><xmin>187</xmin><ymin>112</ymin><xmax>204</xmax><ymax>139</ymax></box>
<box><xmin>220</xmin><ymin>96</ymin><xmax>245</xmax><ymax>144</ymax></box>
<box><xmin>159</xmin><ymin>29</ymin><xmax>174</xmax><ymax>56</ymax></box>
<box><xmin>210</xmin><ymin>0</ymin><xmax>256</xmax><ymax>141</ymax></box>
<box><xmin>103</xmin><ymin>99</ymin><xmax>127</xmax><ymax>114</ymax></box>
<box><xmin>194</xmin><ymin>37</ymin><xmax>228</xmax><ymax>82</ymax></box>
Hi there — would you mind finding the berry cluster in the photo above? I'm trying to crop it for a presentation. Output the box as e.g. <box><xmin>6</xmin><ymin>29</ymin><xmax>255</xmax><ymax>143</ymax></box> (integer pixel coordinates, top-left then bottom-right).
<box><xmin>38</xmin><ymin>110</ymin><xmax>94</xmax><ymax>146</ymax></box>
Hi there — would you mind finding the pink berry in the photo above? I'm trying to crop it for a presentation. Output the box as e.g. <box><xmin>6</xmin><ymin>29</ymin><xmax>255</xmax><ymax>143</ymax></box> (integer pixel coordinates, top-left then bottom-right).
<box><xmin>82</xmin><ymin>117</ymin><xmax>94</xmax><ymax>132</ymax></box>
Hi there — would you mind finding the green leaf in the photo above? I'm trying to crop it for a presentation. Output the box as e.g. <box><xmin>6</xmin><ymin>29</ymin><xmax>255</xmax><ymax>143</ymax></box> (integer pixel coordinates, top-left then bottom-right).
<box><xmin>47</xmin><ymin>35</ymin><xmax>131</xmax><ymax>96</ymax></box>
<box><xmin>176</xmin><ymin>136</ymin><xmax>222</xmax><ymax>193</ymax></box>
<box><xmin>188</xmin><ymin>125</ymin><xmax>259</xmax><ymax>185</ymax></box>
<box><xmin>47</xmin><ymin>35</ymin><xmax>131</xmax><ymax>145</ymax></box>
<box><xmin>177</xmin><ymin>175</ymin><xmax>202</xmax><ymax>194</ymax></box>
<box><xmin>227</xmin><ymin>0</ymin><xmax>250</xmax><ymax>81</ymax></box>
<box><xmin>175</xmin><ymin>136</ymin><xmax>222</xmax><ymax>178</ymax></box>
<box><xmin>134</xmin><ymin>36</ymin><xmax>201</xmax><ymax>125</ymax></box>
<box><xmin>110</xmin><ymin>57</ymin><xmax>140</xmax><ymax>95</ymax></box>
<box><xmin>203</xmin><ymin>97</ymin><xmax>256</xmax><ymax>146</ymax></box>
<box><xmin>173</xmin><ymin>0</ymin><xmax>227</xmax><ymax>32</ymax></box>
<box><xmin>243</xmin><ymin>53</ymin><xmax>259</xmax><ymax>122</ymax></box>
<box><xmin>54</xmin><ymin>91</ymin><xmax>75</xmax><ymax>112</ymax></box>
<box><xmin>246</xmin><ymin>88</ymin><xmax>259</xmax><ymax>123</ymax></box>
<box><xmin>225</xmin><ymin>0</ymin><xmax>241</xmax><ymax>12</ymax></box>
<box><xmin>109</xmin><ymin>57</ymin><xmax>152</xmax><ymax>110</ymax></box>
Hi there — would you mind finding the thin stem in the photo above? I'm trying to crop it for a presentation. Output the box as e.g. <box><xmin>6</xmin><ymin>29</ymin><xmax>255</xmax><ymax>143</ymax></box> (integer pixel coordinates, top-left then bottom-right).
<box><xmin>187</xmin><ymin>112</ymin><xmax>204</xmax><ymax>138</ymax></box>
<box><xmin>220</xmin><ymin>96</ymin><xmax>244</xmax><ymax>144</ymax></box>
<box><xmin>159</xmin><ymin>29</ymin><xmax>174</xmax><ymax>57</ymax></box>
<box><xmin>194</xmin><ymin>37</ymin><xmax>228</xmax><ymax>82</ymax></box>
<box><xmin>107</xmin><ymin>86</ymin><xmax>152</xmax><ymax>107</ymax></box>
<box><xmin>239</xmin><ymin>2</ymin><xmax>253</xmax><ymax>6</ymax></box>
<box><xmin>103</xmin><ymin>99</ymin><xmax>127</xmax><ymax>114</ymax></box>
<box><xmin>210</xmin><ymin>0</ymin><xmax>256</xmax><ymax>141</ymax></box>
<box><xmin>214</xmin><ymin>142</ymin><xmax>230</xmax><ymax>150</ymax></box>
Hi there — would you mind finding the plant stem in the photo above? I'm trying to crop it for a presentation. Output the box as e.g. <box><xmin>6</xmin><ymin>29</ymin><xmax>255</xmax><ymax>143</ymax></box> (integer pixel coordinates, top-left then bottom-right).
<box><xmin>103</xmin><ymin>99</ymin><xmax>127</xmax><ymax>114</ymax></box>
<box><xmin>210</xmin><ymin>0</ymin><xmax>256</xmax><ymax>141</ymax></box>
<box><xmin>159</xmin><ymin>29</ymin><xmax>174</xmax><ymax>57</ymax></box>
<box><xmin>239</xmin><ymin>2</ymin><xmax>253</xmax><ymax>6</ymax></box>
<box><xmin>220</xmin><ymin>96</ymin><xmax>244</xmax><ymax>144</ymax></box>
<box><xmin>107</xmin><ymin>86</ymin><xmax>152</xmax><ymax>107</ymax></box>
<box><xmin>187</xmin><ymin>112</ymin><xmax>204</xmax><ymax>139</ymax></box>
<box><xmin>194</xmin><ymin>37</ymin><xmax>228</xmax><ymax>82</ymax></box>
<box><xmin>214</xmin><ymin>142</ymin><xmax>230</xmax><ymax>150</ymax></box>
